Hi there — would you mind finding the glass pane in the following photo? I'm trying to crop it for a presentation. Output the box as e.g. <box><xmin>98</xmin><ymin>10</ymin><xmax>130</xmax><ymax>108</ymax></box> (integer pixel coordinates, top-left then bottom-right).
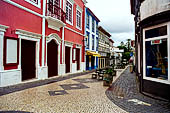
<box><xmin>145</xmin><ymin>25</ymin><xmax>167</xmax><ymax>39</ymax></box>
<box><xmin>145</xmin><ymin>38</ymin><xmax>168</xmax><ymax>80</ymax></box>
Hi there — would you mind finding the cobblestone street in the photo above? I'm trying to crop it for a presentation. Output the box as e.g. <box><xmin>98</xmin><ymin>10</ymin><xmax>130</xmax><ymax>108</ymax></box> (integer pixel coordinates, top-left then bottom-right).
<box><xmin>106</xmin><ymin>67</ymin><xmax>170</xmax><ymax>113</ymax></box>
<box><xmin>0</xmin><ymin>67</ymin><xmax>170</xmax><ymax>113</ymax></box>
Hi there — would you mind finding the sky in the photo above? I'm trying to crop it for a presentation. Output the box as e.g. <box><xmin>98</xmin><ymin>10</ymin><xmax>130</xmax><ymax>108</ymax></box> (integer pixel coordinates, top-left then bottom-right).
<box><xmin>86</xmin><ymin>0</ymin><xmax>135</xmax><ymax>46</ymax></box>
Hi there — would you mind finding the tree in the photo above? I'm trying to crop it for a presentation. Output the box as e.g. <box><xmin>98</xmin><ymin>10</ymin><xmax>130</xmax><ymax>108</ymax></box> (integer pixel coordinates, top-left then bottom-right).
<box><xmin>126</xmin><ymin>39</ymin><xmax>131</xmax><ymax>52</ymax></box>
<box><xmin>120</xmin><ymin>41</ymin><xmax>124</xmax><ymax>46</ymax></box>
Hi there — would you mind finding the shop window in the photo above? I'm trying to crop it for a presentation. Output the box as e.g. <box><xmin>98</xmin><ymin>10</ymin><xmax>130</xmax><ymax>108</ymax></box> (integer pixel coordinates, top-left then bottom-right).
<box><xmin>145</xmin><ymin>38</ymin><xmax>168</xmax><ymax>80</ymax></box>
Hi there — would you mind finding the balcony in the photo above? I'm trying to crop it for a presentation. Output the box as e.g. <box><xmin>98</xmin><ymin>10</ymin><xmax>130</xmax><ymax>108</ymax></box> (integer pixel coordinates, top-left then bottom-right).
<box><xmin>46</xmin><ymin>2</ymin><xmax>66</xmax><ymax>31</ymax></box>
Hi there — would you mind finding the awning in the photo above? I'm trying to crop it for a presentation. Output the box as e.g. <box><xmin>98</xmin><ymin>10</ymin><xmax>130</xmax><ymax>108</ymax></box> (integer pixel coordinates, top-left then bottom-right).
<box><xmin>86</xmin><ymin>51</ymin><xmax>101</xmax><ymax>57</ymax></box>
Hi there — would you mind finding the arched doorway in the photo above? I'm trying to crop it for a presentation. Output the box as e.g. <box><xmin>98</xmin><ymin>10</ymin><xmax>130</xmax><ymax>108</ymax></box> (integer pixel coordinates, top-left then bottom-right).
<box><xmin>47</xmin><ymin>39</ymin><xmax>58</xmax><ymax>77</ymax></box>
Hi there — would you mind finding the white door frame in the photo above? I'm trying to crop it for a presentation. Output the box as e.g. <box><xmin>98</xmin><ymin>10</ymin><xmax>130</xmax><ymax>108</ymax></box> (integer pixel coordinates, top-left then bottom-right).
<box><xmin>16</xmin><ymin>29</ymin><xmax>41</xmax><ymax>80</ymax></box>
<box><xmin>46</xmin><ymin>33</ymin><xmax>62</xmax><ymax>76</ymax></box>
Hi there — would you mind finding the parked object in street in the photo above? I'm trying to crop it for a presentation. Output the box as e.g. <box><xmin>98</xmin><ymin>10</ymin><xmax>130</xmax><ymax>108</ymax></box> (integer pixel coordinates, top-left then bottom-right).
<box><xmin>103</xmin><ymin>66</ymin><xmax>116</xmax><ymax>86</ymax></box>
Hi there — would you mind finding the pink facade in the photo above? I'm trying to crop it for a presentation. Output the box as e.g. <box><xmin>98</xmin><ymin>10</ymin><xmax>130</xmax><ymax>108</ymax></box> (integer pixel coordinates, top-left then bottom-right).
<box><xmin>0</xmin><ymin>0</ymin><xmax>86</xmax><ymax>87</ymax></box>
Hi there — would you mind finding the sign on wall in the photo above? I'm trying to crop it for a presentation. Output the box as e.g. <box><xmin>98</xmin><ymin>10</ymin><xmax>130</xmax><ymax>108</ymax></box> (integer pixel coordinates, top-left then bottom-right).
<box><xmin>6</xmin><ymin>39</ymin><xmax>18</xmax><ymax>63</ymax></box>
<box><xmin>4</xmin><ymin>37</ymin><xmax>19</xmax><ymax>66</ymax></box>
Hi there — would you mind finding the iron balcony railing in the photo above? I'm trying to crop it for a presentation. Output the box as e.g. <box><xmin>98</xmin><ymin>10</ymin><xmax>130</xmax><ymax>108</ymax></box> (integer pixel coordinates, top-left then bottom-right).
<box><xmin>47</xmin><ymin>2</ymin><xmax>66</xmax><ymax>23</ymax></box>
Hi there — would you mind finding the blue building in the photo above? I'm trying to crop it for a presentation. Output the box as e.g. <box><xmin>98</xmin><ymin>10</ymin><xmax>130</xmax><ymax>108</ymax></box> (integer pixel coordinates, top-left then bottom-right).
<box><xmin>85</xmin><ymin>8</ymin><xmax>100</xmax><ymax>70</ymax></box>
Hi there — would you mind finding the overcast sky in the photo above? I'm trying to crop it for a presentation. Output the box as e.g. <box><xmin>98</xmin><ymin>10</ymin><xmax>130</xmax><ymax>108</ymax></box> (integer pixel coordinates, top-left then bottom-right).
<box><xmin>86</xmin><ymin>0</ymin><xmax>135</xmax><ymax>46</ymax></box>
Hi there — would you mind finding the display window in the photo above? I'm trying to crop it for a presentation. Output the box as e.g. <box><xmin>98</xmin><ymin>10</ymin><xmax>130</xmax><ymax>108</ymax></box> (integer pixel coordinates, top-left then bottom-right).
<box><xmin>143</xmin><ymin>22</ymin><xmax>170</xmax><ymax>84</ymax></box>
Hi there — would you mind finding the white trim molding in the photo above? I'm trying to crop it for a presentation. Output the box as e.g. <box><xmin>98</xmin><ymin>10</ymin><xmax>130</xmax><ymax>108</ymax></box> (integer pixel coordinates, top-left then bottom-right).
<box><xmin>0</xmin><ymin>24</ymin><xmax>8</xmax><ymax>71</ymax></box>
<box><xmin>46</xmin><ymin>33</ymin><xmax>62</xmax><ymax>44</ymax></box>
<box><xmin>76</xmin><ymin>43</ymin><xmax>82</xmax><ymax>48</ymax></box>
<box><xmin>65</xmin><ymin>40</ymin><xmax>74</xmax><ymax>47</ymax></box>
<box><xmin>16</xmin><ymin>29</ymin><xmax>42</xmax><ymax>39</ymax></box>
<box><xmin>24</xmin><ymin>0</ymin><xmax>41</xmax><ymax>8</ymax></box>
<box><xmin>46</xmin><ymin>33</ymin><xmax>61</xmax><ymax>76</ymax></box>
<box><xmin>65</xmin><ymin>26</ymin><xmax>85</xmax><ymax>36</ymax></box>
<box><xmin>0</xmin><ymin>24</ymin><xmax>9</xmax><ymax>32</ymax></box>
<box><xmin>3</xmin><ymin>0</ymin><xmax>43</xmax><ymax>18</ymax></box>
<box><xmin>76</xmin><ymin>5</ymin><xmax>83</xmax><ymax>12</ymax></box>
<box><xmin>46</xmin><ymin>16</ymin><xmax>66</xmax><ymax>31</ymax></box>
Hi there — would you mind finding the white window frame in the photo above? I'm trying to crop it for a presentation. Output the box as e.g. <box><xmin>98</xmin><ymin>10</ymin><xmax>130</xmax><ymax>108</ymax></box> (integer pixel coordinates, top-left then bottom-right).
<box><xmin>143</xmin><ymin>22</ymin><xmax>170</xmax><ymax>84</ymax></box>
<box><xmin>86</xmin><ymin>14</ymin><xmax>90</xmax><ymax>29</ymax></box>
<box><xmin>25</xmin><ymin>0</ymin><xmax>41</xmax><ymax>8</ymax></box>
<box><xmin>76</xmin><ymin>8</ymin><xmax>82</xmax><ymax>30</ymax></box>
<box><xmin>92</xmin><ymin>19</ymin><xmax>95</xmax><ymax>33</ymax></box>
<box><xmin>66</xmin><ymin>0</ymin><xmax>74</xmax><ymax>26</ymax></box>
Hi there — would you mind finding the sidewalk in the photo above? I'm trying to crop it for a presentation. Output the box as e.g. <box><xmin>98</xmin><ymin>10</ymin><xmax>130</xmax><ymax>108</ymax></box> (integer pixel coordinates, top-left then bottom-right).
<box><xmin>106</xmin><ymin>67</ymin><xmax>170</xmax><ymax>113</ymax></box>
<box><xmin>0</xmin><ymin>69</ymin><xmax>127</xmax><ymax>113</ymax></box>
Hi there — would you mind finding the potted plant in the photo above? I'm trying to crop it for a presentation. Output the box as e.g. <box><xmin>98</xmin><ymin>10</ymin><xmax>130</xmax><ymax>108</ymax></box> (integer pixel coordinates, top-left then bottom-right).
<box><xmin>103</xmin><ymin>65</ymin><xmax>116</xmax><ymax>86</ymax></box>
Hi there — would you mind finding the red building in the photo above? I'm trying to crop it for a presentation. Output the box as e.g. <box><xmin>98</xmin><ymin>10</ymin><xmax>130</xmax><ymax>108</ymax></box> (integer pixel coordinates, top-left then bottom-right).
<box><xmin>0</xmin><ymin>0</ymin><xmax>86</xmax><ymax>87</ymax></box>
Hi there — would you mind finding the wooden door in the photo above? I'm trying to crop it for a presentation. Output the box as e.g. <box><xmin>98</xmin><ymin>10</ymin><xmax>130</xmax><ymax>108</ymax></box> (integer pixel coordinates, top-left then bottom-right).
<box><xmin>47</xmin><ymin>40</ymin><xmax>58</xmax><ymax>77</ymax></box>
<box><xmin>21</xmin><ymin>40</ymin><xmax>36</xmax><ymax>81</ymax></box>
<box><xmin>76</xmin><ymin>48</ymin><xmax>80</xmax><ymax>70</ymax></box>
<box><xmin>65</xmin><ymin>46</ymin><xmax>70</xmax><ymax>73</ymax></box>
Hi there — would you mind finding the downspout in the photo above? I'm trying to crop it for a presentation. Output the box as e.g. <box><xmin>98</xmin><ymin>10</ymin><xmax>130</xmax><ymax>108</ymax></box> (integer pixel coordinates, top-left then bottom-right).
<box><xmin>62</xmin><ymin>0</ymin><xmax>66</xmax><ymax>64</ymax></box>
<box><xmin>62</xmin><ymin>27</ymin><xmax>65</xmax><ymax>64</ymax></box>
<box><xmin>42</xmin><ymin>0</ymin><xmax>46</xmax><ymax>66</ymax></box>
<box><xmin>84</xmin><ymin>6</ymin><xmax>87</xmax><ymax>70</ymax></box>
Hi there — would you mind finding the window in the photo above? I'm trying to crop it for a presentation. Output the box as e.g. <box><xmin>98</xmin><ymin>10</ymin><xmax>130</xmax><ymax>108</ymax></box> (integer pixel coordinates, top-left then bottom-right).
<box><xmin>92</xmin><ymin>35</ymin><xmax>95</xmax><ymax>50</ymax></box>
<box><xmin>145</xmin><ymin>25</ymin><xmax>167</xmax><ymax>39</ymax></box>
<box><xmin>92</xmin><ymin>19</ymin><xmax>95</xmax><ymax>32</ymax></box>
<box><xmin>96</xmin><ymin>23</ymin><xmax>98</xmax><ymax>35</ymax></box>
<box><xmin>86</xmin><ymin>14</ymin><xmax>90</xmax><ymax>29</ymax></box>
<box><xmin>66</xmin><ymin>1</ymin><xmax>73</xmax><ymax>24</ymax></box>
<box><xmin>76</xmin><ymin>10</ymin><xmax>82</xmax><ymax>29</ymax></box>
<box><xmin>145</xmin><ymin>39</ymin><xmax>168</xmax><ymax>80</ymax></box>
<box><xmin>143</xmin><ymin>24</ymin><xmax>170</xmax><ymax>84</ymax></box>
<box><xmin>25</xmin><ymin>0</ymin><xmax>40</xmax><ymax>8</ymax></box>
<box><xmin>96</xmin><ymin>37</ymin><xmax>98</xmax><ymax>51</ymax></box>
<box><xmin>86</xmin><ymin>32</ymin><xmax>89</xmax><ymax>49</ymax></box>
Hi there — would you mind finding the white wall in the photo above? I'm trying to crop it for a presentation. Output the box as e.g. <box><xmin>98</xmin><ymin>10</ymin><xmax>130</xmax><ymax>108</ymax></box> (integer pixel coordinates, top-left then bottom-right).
<box><xmin>140</xmin><ymin>0</ymin><xmax>170</xmax><ymax>20</ymax></box>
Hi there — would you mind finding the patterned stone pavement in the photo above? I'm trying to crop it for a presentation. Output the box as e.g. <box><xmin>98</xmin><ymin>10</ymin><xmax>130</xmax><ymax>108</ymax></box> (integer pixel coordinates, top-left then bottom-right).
<box><xmin>106</xmin><ymin>67</ymin><xmax>170</xmax><ymax>113</ymax></box>
<box><xmin>0</xmin><ymin>70</ymin><xmax>127</xmax><ymax>113</ymax></box>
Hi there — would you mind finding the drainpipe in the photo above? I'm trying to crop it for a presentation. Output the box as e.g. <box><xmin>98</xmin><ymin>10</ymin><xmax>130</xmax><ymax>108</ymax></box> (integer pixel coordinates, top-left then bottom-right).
<box><xmin>42</xmin><ymin>0</ymin><xmax>46</xmax><ymax>67</ymax></box>
<box><xmin>62</xmin><ymin>27</ymin><xmax>65</xmax><ymax>64</ymax></box>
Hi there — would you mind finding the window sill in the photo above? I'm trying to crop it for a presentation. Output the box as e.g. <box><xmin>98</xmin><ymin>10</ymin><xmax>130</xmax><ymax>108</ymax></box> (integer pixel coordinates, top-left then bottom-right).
<box><xmin>76</xmin><ymin>26</ymin><xmax>82</xmax><ymax>31</ymax></box>
<box><xmin>66</xmin><ymin>20</ymin><xmax>73</xmax><ymax>26</ymax></box>
<box><xmin>143</xmin><ymin>76</ymin><xmax>170</xmax><ymax>85</ymax></box>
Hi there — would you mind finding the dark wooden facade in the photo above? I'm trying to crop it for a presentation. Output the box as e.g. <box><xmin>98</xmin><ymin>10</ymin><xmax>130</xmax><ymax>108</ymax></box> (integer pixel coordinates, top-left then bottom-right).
<box><xmin>130</xmin><ymin>0</ymin><xmax>170</xmax><ymax>100</ymax></box>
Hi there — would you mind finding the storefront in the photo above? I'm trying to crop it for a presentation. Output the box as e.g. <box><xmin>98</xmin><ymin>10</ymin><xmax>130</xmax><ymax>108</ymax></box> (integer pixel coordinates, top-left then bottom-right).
<box><xmin>131</xmin><ymin>0</ymin><xmax>170</xmax><ymax>100</ymax></box>
<box><xmin>86</xmin><ymin>51</ymin><xmax>100</xmax><ymax>70</ymax></box>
